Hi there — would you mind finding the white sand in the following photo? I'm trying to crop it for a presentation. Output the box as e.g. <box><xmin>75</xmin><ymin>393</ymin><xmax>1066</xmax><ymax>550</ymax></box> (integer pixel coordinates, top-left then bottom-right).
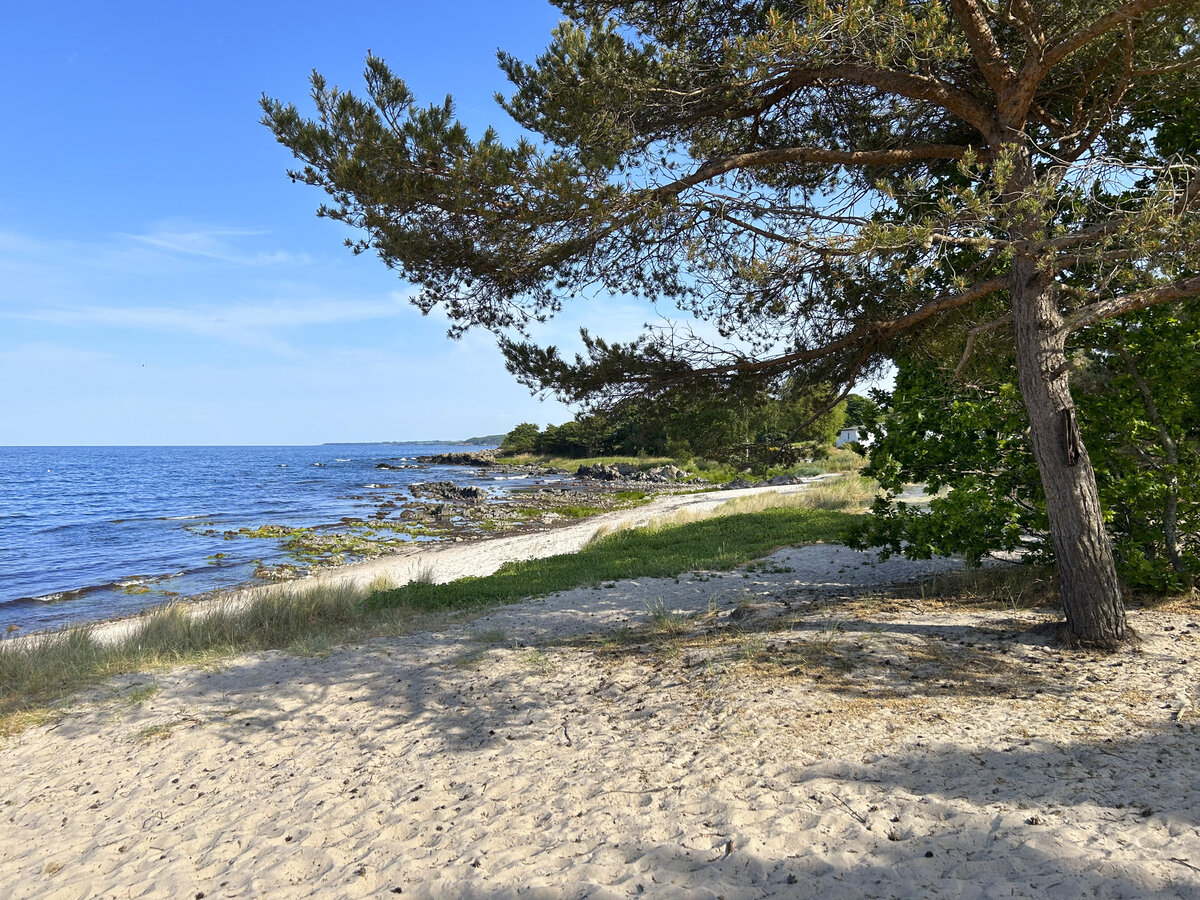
<box><xmin>3</xmin><ymin>486</ymin><xmax>1200</xmax><ymax>899</ymax></box>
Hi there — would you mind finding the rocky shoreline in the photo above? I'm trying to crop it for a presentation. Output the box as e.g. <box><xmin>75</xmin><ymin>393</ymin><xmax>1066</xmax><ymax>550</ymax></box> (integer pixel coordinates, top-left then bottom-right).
<box><xmin>234</xmin><ymin>451</ymin><xmax>832</xmax><ymax>584</ymax></box>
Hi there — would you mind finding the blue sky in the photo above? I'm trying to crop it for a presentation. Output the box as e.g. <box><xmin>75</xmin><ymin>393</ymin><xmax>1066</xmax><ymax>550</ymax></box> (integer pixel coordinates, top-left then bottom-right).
<box><xmin>1</xmin><ymin>1</ymin><xmax>661</xmax><ymax>445</ymax></box>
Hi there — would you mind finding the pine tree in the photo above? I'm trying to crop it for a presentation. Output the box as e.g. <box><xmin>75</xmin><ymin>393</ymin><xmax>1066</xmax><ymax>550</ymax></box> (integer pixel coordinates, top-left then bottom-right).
<box><xmin>264</xmin><ymin>1</ymin><xmax>1200</xmax><ymax>646</ymax></box>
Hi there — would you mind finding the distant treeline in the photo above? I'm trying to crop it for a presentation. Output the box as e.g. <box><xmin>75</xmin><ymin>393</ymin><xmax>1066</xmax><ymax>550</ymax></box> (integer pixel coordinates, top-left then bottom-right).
<box><xmin>499</xmin><ymin>393</ymin><xmax>878</xmax><ymax>462</ymax></box>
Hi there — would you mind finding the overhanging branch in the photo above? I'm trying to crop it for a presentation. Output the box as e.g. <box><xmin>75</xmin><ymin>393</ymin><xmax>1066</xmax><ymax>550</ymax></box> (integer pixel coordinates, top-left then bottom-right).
<box><xmin>955</xmin><ymin>312</ymin><xmax>1014</xmax><ymax>380</ymax></box>
<box><xmin>1065</xmin><ymin>274</ymin><xmax>1200</xmax><ymax>330</ymax></box>
<box><xmin>681</xmin><ymin>275</ymin><xmax>1011</xmax><ymax>380</ymax></box>
<box><xmin>655</xmin><ymin>143</ymin><xmax>982</xmax><ymax>200</ymax></box>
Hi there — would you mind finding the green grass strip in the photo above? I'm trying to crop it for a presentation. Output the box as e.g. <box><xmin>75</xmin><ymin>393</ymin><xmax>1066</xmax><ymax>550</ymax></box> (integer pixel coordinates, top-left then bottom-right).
<box><xmin>369</xmin><ymin>507</ymin><xmax>857</xmax><ymax>612</ymax></box>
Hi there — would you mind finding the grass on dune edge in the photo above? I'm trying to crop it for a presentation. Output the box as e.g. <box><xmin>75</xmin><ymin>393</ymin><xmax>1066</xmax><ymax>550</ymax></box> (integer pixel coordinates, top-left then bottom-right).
<box><xmin>0</xmin><ymin>507</ymin><xmax>857</xmax><ymax>729</ymax></box>
<box><xmin>368</xmin><ymin>507</ymin><xmax>860</xmax><ymax>612</ymax></box>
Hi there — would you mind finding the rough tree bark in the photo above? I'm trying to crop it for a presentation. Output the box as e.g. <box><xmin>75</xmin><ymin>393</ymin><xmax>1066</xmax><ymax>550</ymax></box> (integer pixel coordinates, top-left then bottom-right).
<box><xmin>1005</xmin><ymin>145</ymin><xmax>1127</xmax><ymax>643</ymax></box>
<box><xmin>1000</xmin><ymin>137</ymin><xmax>1128</xmax><ymax>646</ymax></box>
<box><xmin>1013</xmin><ymin>281</ymin><xmax>1129</xmax><ymax>645</ymax></box>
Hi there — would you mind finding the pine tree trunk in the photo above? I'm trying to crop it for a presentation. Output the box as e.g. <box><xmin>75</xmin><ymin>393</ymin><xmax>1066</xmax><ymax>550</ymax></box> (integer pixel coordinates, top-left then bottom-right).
<box><xmin>1011</xmin><ymin>262</ymin><xmax>1129</xmax><ymax>647</ymax></box>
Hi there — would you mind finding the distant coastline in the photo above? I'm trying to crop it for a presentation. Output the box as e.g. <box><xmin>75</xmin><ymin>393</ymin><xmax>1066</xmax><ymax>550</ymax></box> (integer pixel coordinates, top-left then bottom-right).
<box><xmin>322</xmin><ymin>435</ymin><xmax>504</xmax><ymax>447</ymax></box>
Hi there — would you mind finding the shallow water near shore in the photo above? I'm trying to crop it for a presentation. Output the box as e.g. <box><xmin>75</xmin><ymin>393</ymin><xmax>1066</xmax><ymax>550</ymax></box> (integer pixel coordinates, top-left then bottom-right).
<box><xmin>0</xmin><ymin>444</ymin><xmax>546</xmax><ymax>633</ymax></box>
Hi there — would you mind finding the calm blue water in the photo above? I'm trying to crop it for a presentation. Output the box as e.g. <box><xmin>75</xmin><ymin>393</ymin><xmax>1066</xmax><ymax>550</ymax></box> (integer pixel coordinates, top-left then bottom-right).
<box><xmin>0</xmin><ymin>444</ymin><xmax>534</xmax><ymax>633</ymax></box>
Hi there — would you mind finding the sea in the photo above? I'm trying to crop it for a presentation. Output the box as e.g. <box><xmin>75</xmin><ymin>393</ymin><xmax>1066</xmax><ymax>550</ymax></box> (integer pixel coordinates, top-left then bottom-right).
<box><xmin>0</xmin><ymin>444</ymin><xmax>550</xmax><ymax>634</ymax></box>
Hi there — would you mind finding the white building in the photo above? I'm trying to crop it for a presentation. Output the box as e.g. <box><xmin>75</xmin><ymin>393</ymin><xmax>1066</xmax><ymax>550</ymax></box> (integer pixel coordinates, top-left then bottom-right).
<box><xmin>836</xmin><ymin>425</ymin><xmax>872</xmax><ymax>448</ymax></box>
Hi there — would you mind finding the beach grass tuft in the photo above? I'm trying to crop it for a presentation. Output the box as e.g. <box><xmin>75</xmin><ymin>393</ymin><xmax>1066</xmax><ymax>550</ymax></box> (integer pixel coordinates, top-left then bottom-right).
<box><xmin>717</xmin><ymin>476</ymin><xmax>878</xmax><ymax>514</ymax></box>
<box><xmin>905</xmin><ymin>564</ymin><xmax>1059</xmax><ymax>610</ymax></box>
<box><xmin>600</xmin><ymin>477</ymin><xmax>878</xmax><ymax>536</ymax></box>
<box><xmin>0</xmin><ymin>583</ymin><xmax>410</xmax><ymax>725</ymax></box>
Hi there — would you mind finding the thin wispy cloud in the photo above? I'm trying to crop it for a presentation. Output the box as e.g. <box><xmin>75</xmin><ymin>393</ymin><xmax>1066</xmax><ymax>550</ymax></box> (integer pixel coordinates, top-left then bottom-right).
<box><xmin>0</xmin><ymin>222</ymin><xmax>416</xmax><ymax>354</ymax></box>
<box><xmin>0</xmin><ymin>224</ymin><xmax>310</xmax><ymax>288</ymax></box>
<box><xmin>0</xmin><ymin>342</ymin><xmax>119</xmax><ymax>367</ymax></box>
<box><xmin>3</xmin><ymin>294</ymin><xmax>417</xmax><ymax>353</ymax></box>
<box><xmin>124</xmin><ymin>228</ymin><xmax>309</xmax><ymax>267</ymax></box>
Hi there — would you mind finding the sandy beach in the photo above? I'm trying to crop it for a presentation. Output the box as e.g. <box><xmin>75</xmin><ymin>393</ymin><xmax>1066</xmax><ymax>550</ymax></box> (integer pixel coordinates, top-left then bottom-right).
<box><xmin>3</xmin><ymin>486</ymin><xmax>1199</xmax><ymax>899</ymax></box>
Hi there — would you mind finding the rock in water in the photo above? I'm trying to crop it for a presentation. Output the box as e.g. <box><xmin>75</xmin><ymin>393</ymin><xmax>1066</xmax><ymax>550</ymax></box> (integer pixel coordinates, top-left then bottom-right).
<box><xmin>420</xmin><ymin>451</ymin><xmax>496</xmax><ymax>466</ymax></box>
<box><xmin>410</xmin><ymin>481</ymin><xmax>488</xmax><ymax>504</ymax></box>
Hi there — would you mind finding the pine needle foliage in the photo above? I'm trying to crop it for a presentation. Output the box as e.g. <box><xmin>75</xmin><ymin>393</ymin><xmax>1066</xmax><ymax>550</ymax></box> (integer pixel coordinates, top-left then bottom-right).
<box><xmin>263</xmin><ymin>2</ymin><xmax>1200</xmax><ymax>645</ymax></box>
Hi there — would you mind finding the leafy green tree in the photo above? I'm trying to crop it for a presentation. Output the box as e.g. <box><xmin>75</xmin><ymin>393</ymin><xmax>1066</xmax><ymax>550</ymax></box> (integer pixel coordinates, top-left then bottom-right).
<box><xmin>853</xmin><ymin>304</ymin><xmax>1200</xmax><ymax>590</ymax></box>
<box><xmin>618</xmin><ymin>380</ymin><xmax>845</xmax><ymax>462</ymax></box>
<box><xmin>844</xmin><ymin>394</ymin><xmax>882</xmax><ymax>430</ymax></box>
<box><xmin>499</xmin><ymin>422</ymin><xmax>542</xmax><ymax>456</ymax></box>
<box><xmin>850</xmin><ymin>354</ymin><xmax>1056</xmax><ymax>566</ymax></box>
<box><xmin>1078</xmin><ymin>307</ymin><xmax>1200</xmax><ymax>587</ymax></box>
<box><xmin>264</xmin><ymin>1</ymin><xmax>1200</xmax><ymax>646</ymax></box>
<box><xmin>534</xmin><ymin>419</ymin><xmax>593</xmax><ymax>456</ymax></box>
<box><xmin>855</xmin><ymin>60</ymin><xmax>1200</xmax><ymax>592</ymax></box>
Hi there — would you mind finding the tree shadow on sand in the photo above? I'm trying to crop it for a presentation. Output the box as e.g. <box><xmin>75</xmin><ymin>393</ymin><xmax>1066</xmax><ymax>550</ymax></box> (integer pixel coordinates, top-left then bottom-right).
<box><xmin>69</xmin><ymin>582</ymin><xmax>1200</xmax><ymax>899</ymax></box>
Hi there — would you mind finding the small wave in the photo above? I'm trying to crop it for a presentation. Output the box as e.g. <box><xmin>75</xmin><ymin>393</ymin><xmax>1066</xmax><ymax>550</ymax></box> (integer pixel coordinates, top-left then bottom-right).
<box><xmin>34</xmin><ymin>522</ymin><xmax>83</xmax><ymax>534</ymax></box>
<box><xmin>8</xmin><ymin>567</ymin><xmax>189</xmax><ymax>607</ymax></box>
<box><xmin>12</xmin><ymin>583</ymin><xmax>106</xmax><ymax>605</ymax></box>
<box><xmin>492</xmin><ymin>475</ymin><xmax>530</xmax><ymax>481</ymax></box>
<box><xmin>109</xmin><ymin>514</ymin><xmax>208</xmax><ymax>525</ymax></box>
<box><xmin>117</xmin><ymin>572</ymin><xmax>184</xmax><ymax>588</ymax></box>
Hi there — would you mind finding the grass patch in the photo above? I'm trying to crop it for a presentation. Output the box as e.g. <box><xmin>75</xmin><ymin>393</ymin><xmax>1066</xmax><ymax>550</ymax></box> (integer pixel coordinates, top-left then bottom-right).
<box><xmin>718</xmin><ymin>476</ymin><xmax>878</xmax><ymax>514</ymax></box>
<box><xmin>520</xmin><ymin>648</ymin><xmax>557</xmax><ymax>674</ymax></box>
<box><xmin>601</xmin><ymin>478</ymin><xmax>877</xmax><ymax>537</ymax></box>
<box><xmin>0</xmin><ymin>583</ymin><xmax>425</xmax><ymax>727</ymax></box>
<box><xmin>136</xmin><ymin>723</ymin><xmax>175</xmax><ymax>742</ymax></box>
<box><xmin>469</xmin><ymin>629</ymin><xmax>509</xmax><ymax>644</ymax></box>
<box><xmin>646</xmin><ymin>599</ymin><xmax>689</xmax><ymax>635</ymax></box>
<box><xmin>815</xmin><ymin>448</ymin><xmax>871</xmax><ymax>473</ymax></box>
<box><xmin>557</xmin><ymin>505</ymin><xmax>608</xmax><ymax>518</ymax></box>
<box><xmin>0</xmin><ymin>706</ymin><xmax>65</xmax><ymax>738</ymax></box>
<box><xmin>1124</xmin><ymin>585</ymin><xmax>1200</xmax><ymax>612</ymax></box>
<box><xmin>613</xmin><ymin>490</ymin><xmax>649</xmax><ymax>503</ymax></box>
<box><xmin>369</xmin><ymin>507</ymin><xmax>857</xmax><ymax>613</ymax></box>
<box><xmin>495</xmin><ymin>451</ymin><xmax>866</xmax><ymax>484</ymax></box>
<box><xmin>904</xmin><ymin>564</ymin><xmax>1060</xmax><ymax>610</ymax></box>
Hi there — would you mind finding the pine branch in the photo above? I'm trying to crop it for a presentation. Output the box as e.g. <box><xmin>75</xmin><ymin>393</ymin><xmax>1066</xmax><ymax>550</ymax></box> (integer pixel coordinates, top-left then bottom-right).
<box><xmin>955</xmin><ymin>312</ymin><xmax>1014</xmax><ymax>381</ymax></box>
<box><xmin>683</xmin><ymin>275</ymin><xmax>1011</xmax><ymax>380</ymax></box>
<box><xmin>949</xmin><ymin>0</ymin><xmax>1018</xmax><ymax>94</ymax></box>
<box><xmin>654</xmin><ymin>143</ymin><xmax>981</xmax><ymax>200</ymax></box>
<box><xmin>1065</xmin><ymin>274</ymin><xmax>1200</xmax><ymax>330</ymax></box>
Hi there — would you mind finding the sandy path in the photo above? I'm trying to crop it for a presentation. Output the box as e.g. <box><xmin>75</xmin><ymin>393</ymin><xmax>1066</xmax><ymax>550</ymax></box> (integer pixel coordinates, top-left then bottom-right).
<box><xmin>3</xmin><ymin>533</ymin><xmax>1199</xmax><ymax>899</ymax></box>
<box><xmin>293</xmin><ymin>477</ymin><xmax>849</xmax><ymax>590</ymax></box>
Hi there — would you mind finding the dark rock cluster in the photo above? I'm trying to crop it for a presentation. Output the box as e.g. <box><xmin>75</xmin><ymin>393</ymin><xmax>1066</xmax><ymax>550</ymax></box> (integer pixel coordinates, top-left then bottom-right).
<box><xmin>409</xmin><ymin>481</ymin><xmax>488</xmax><ymax>504</ymax></box>
<box><xmin>576</xmin><ymin>463</ymin><xmax>690</xmax><ymax>482</ymax></box>
<box><xmin>722</xmin><ymin>474</ymin><xmax>815</xmax><ymax>490</ymax></box>
<box><xmin>419</xmin><ymin>450</ymin><xmax>496</xmax><ymax>466</ymax></box>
